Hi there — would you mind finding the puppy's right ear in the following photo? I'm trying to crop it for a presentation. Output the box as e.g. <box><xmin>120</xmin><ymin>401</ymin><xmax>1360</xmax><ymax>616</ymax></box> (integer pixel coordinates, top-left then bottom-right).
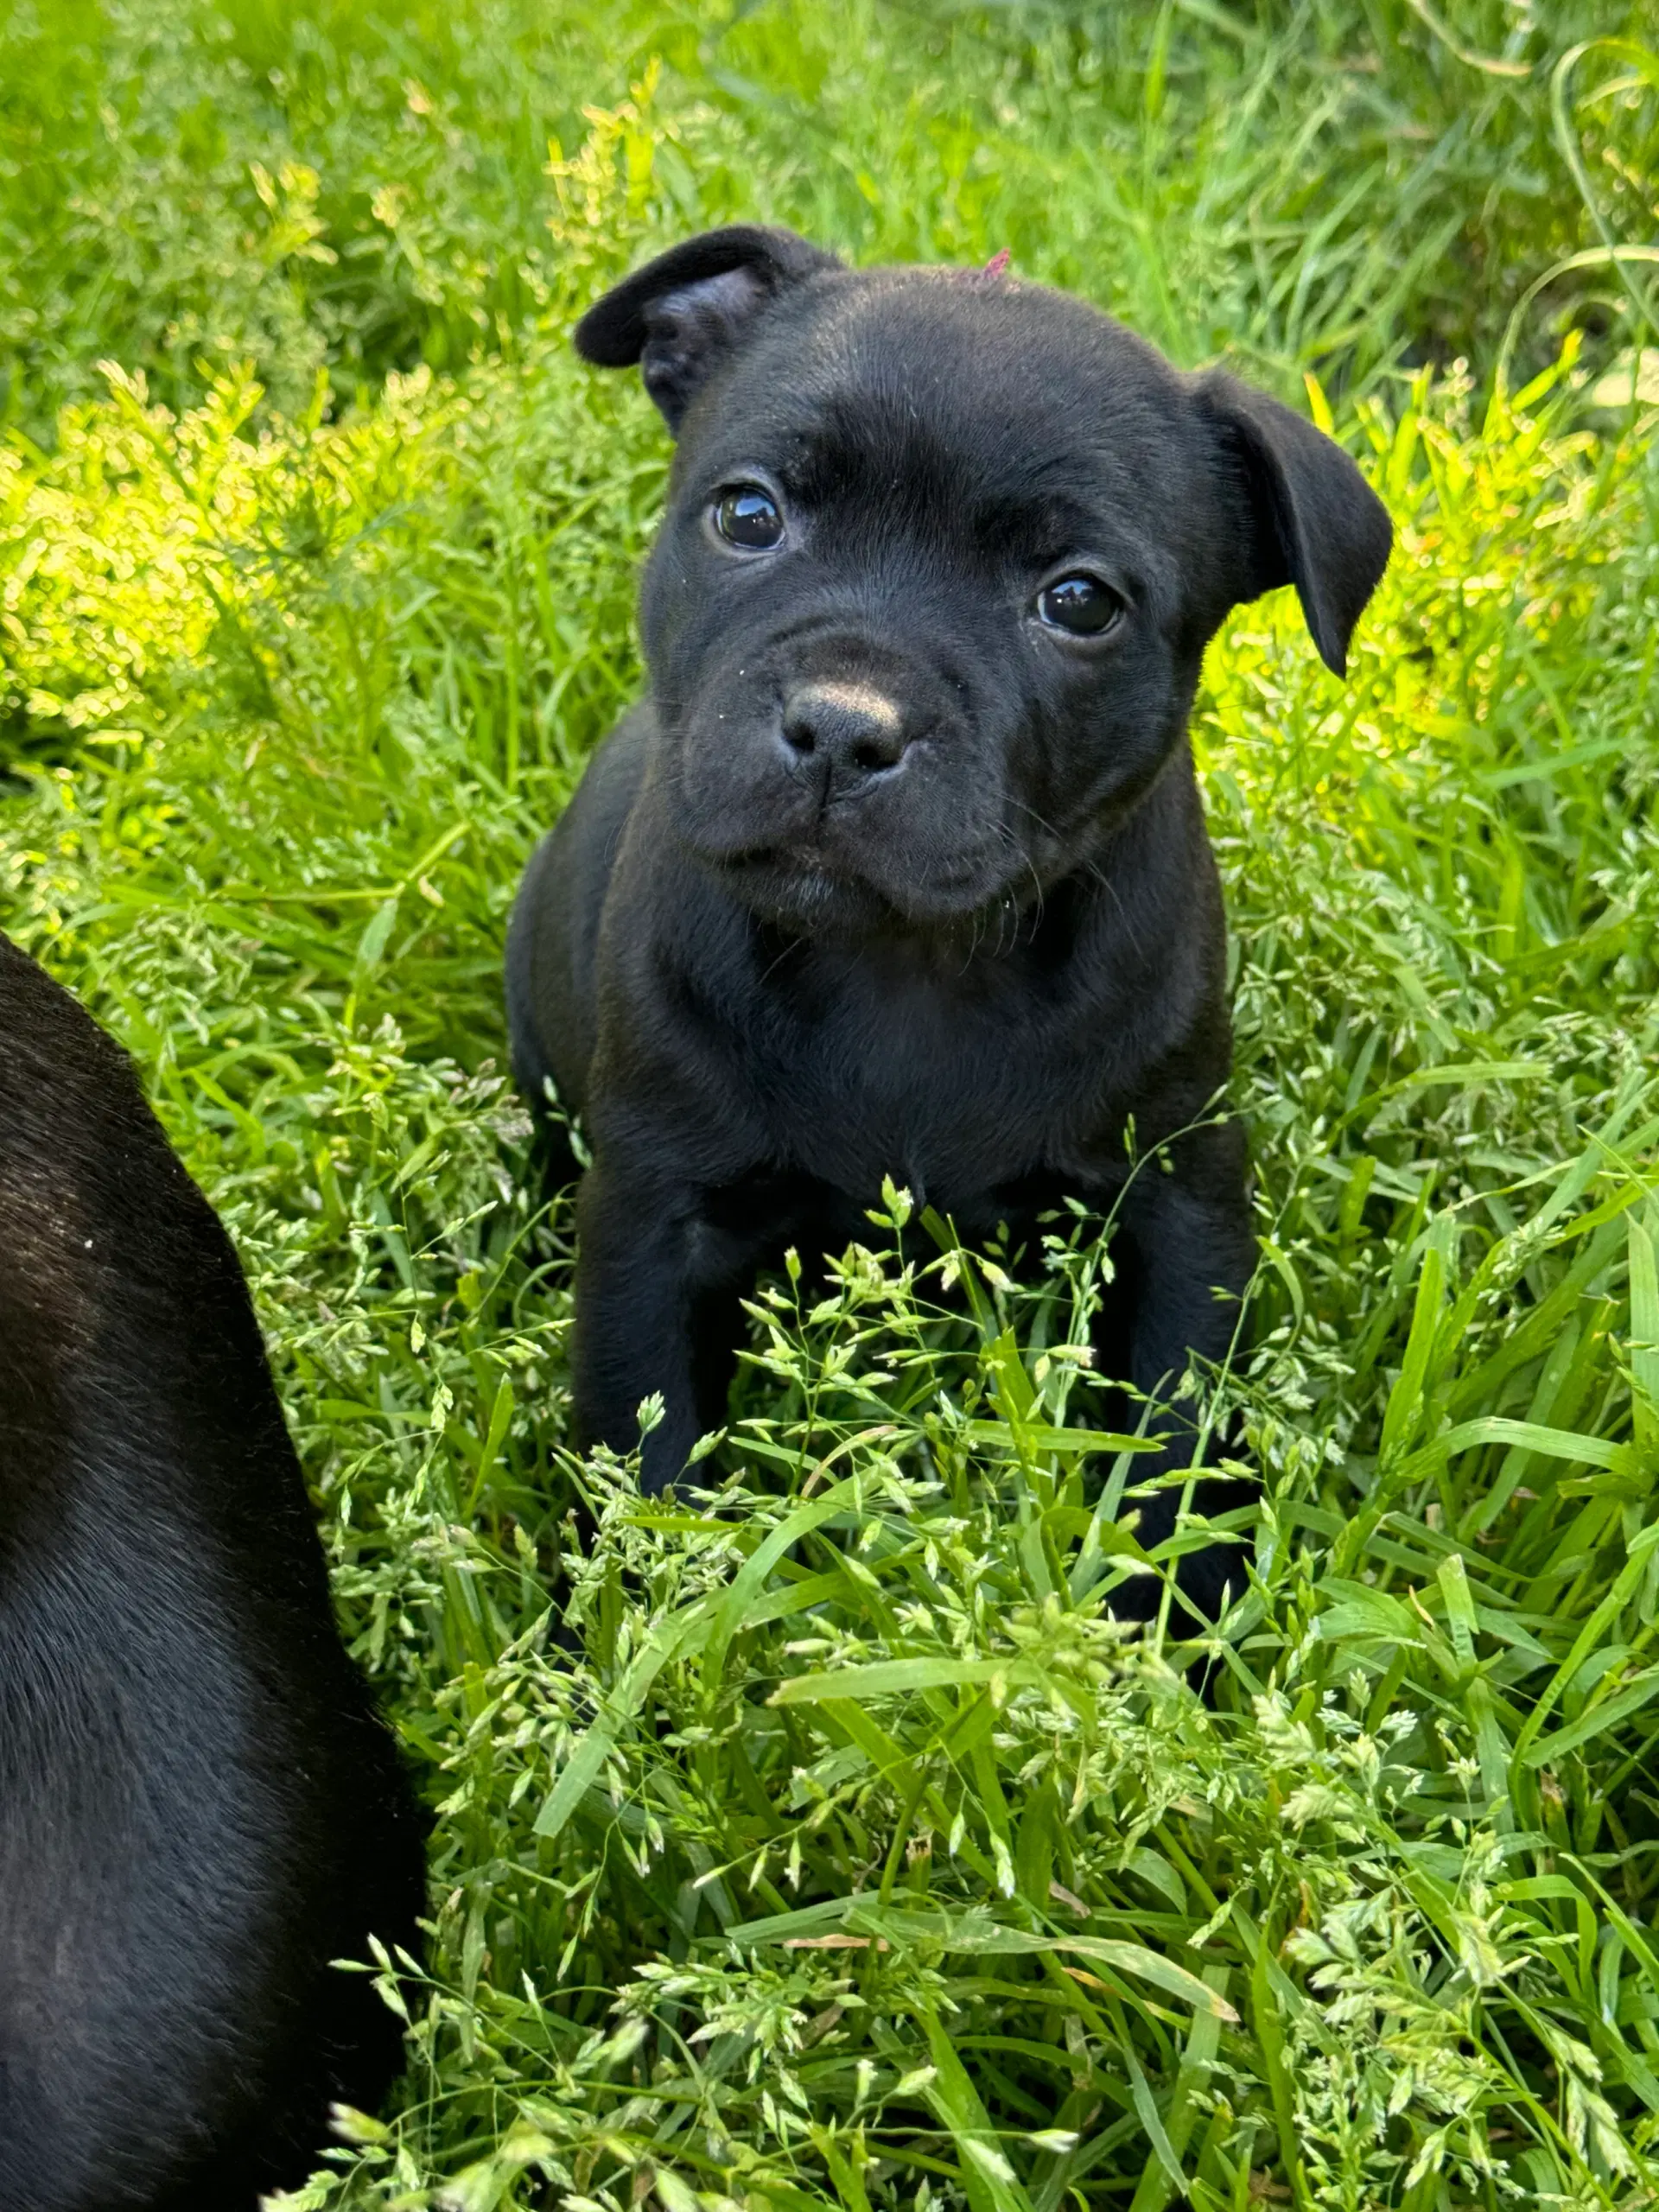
<box><xmin>574</xmin><ymin>226</ymin><xmax>841</xmax><ymax>433</ymax></box>
<box><xmin>1194</xmin><ymin>371</ymin><xmax>1392</xmax><ymax>677</ymax></box>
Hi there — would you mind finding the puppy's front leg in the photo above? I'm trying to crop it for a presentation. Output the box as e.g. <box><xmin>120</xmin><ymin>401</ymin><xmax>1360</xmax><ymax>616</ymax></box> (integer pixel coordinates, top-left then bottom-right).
<box><xmin>1115</xmin><ymin>1126</ymin><xmax>1256</xmax><ymax>1616</ymax></box>
<box><xmin>572</xmin><ymin>1160</ymin><xmax>749</xmax><ymax>1494</ymax></box>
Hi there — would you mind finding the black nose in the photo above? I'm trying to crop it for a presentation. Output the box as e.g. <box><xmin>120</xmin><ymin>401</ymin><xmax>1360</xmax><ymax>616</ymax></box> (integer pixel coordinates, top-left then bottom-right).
<box><xmin>779</xmin><ymin>683</ymin><xmax>911</xmax><ymax>792</ymax></box>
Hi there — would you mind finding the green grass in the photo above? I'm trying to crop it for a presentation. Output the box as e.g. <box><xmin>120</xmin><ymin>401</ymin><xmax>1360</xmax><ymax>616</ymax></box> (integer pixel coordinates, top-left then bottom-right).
<box><xmin>3</xmin><ymin>3</ymin><xmax>1659</xmax><ymax>2206</ymax></box>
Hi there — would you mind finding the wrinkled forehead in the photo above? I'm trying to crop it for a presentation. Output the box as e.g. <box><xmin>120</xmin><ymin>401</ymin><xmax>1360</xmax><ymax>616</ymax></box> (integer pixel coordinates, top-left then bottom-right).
<box><xmin>683</xmin><ymin>271</ymin><xmax>1206</xmax><ymax>567</ymax></box>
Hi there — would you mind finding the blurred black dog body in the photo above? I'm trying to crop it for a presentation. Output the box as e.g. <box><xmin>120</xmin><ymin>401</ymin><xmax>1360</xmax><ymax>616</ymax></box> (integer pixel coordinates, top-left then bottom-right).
<box><xmin>0</xmin><ymin>935</ymin><xmax>423</xmax><ymax>2212</ymax></box>
<box><xmin>509</xmin><ymin>228</ymin><xmax>1390</xmax><ymax>1600</ymax></box>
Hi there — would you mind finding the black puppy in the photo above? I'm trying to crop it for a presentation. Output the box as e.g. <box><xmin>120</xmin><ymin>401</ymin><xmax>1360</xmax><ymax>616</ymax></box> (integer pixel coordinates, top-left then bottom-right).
<box><xmin>508</xmin><ymin>227</ymin><xmax>1389</xmax><ymax>1606</ymax></box>
<box><xmin>0</xmin><ymin>934</ymin><xmax>424</xmax><ymax>2211</ymax></box>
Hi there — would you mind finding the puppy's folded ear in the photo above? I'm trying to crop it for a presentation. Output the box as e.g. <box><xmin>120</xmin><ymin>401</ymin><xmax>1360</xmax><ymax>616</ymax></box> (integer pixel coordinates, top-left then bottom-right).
<box><xmin>1194</xmin><ymin>371</ymin><xmax>1393</xmax><ymax>677</ymax></box>
<box><xmin>575</xmin><ymin>226</ymin><xmax>842</xmax><ymax>432</ymax></box>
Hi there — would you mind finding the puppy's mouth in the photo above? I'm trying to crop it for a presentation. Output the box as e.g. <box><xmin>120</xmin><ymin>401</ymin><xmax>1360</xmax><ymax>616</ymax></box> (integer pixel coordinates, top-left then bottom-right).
<box><xmin>711</xmin><ymin>836</ymin><xmax>1009</xmax><ymax>929</ymax></box>
<box><xmin>717</xmin><ymin>841</ymin><xmax>861</xmax><ymax>903</ymax></box>
<box><xmin>726</xmin><ymin>841</ymin><xmax>836</xmax><ymax>882</ymax></box>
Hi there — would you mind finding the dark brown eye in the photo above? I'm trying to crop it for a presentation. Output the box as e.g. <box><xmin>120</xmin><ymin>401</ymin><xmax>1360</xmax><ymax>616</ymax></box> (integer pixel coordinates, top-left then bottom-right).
<box><xmin>1036</xmin><ymin>573</ymin><xmax>1123</xmax><ymax>636</ymax></box>
<box><xmin>713</xmin><ymin>485</ymin><xmax>785</xmax><ymax>550</ymax></box>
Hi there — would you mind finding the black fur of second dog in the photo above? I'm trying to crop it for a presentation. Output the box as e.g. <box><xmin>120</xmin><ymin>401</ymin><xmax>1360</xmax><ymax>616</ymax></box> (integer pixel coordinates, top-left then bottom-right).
<box><xmin>508</xmin><ymin>226</ymin><xmax>1391</xmax><ymax>1615</ymax></box>
<box><xmin>0</xmin><ymin>933</ymin><xmax>425</xmax><ymax>2212</ymax></box>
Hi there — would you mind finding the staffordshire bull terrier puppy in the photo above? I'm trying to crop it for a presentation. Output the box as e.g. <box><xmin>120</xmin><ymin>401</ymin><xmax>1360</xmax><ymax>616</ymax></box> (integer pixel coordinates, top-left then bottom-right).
<box><xmin>508</xmin><ymin>226</ymin><xmax>1390</xmax><ymax>1615</ymax></box>
<box><xmin>0</xmin><ymin>932</ymin><xmax>424</xmax><ymax>2211</ymax></box>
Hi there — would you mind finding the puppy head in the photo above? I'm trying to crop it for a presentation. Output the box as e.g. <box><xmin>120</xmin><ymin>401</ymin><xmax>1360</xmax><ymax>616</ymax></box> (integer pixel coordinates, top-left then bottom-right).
<box><xmin>576</xmin><ymin>227</ymin><xmax>1392</xmax><ymax>937</ymax></box>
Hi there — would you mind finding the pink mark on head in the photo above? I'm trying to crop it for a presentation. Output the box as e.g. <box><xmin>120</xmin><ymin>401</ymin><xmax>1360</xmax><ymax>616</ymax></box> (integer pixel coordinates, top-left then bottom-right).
<box><xmin>947</xmin><ymin>248</ymin><xmax>1014</xmax><ymax>289</ymax></box>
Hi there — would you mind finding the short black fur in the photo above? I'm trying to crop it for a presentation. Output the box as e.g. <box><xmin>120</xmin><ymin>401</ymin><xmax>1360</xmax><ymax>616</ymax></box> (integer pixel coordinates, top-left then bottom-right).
<box><xmin>513</xmin><ymin>227</ymin><xmax>1392</xmax><ymax>1618</ymax></box>
<box><xmin>0</xmin><ymin>933</ymin><xmax>425</xmax><ymax>2212</ymax></box>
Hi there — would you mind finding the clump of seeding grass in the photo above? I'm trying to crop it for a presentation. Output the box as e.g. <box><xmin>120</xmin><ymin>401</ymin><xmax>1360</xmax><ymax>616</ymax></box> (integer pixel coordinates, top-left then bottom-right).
<box><xmin>4</xmin><ymin>263</ymin><xmax>1659</xmax><ymax>2208</ymax></box>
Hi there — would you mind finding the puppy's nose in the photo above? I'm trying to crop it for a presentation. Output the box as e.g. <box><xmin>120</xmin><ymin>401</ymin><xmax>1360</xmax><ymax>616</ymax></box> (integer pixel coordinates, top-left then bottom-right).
<box><xmin>779</xmin><ymin>682</ymin><xmax>910</xmax><ymax>791</ymax></box>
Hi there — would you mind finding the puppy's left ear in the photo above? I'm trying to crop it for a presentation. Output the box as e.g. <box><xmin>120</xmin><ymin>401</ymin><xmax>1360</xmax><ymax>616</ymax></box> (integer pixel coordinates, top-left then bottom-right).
<box><xmin>1194</xmin><ymin>371</ymin><xmax>1392</xmax><ymax>677</ymax></box>
<box><xmin>575</xmin><ymin>225</ymin><xmax>842</xmax><ymax>433</ymax></box>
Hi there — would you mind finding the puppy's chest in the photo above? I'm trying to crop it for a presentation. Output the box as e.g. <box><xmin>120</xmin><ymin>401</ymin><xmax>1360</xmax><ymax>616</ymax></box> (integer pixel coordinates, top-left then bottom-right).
<box><xmin>751</xmin><ymin>964</ymin><xmax>1091</xmax><ymax>1199</ymax></box>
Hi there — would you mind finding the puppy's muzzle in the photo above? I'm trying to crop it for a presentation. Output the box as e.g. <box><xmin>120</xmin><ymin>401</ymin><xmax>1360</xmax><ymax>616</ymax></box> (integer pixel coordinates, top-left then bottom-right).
<box><xmin>778</xmin><ymin>681</ymin><xmax>913</xmax><ymax>804</ymax></box>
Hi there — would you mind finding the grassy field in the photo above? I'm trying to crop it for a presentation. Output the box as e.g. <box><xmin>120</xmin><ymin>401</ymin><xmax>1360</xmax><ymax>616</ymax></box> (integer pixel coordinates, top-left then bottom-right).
<box><xmin>4</xmin><ymin>2</ymin><xmax>1659</xmax><ymax>2206</ymax></box>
